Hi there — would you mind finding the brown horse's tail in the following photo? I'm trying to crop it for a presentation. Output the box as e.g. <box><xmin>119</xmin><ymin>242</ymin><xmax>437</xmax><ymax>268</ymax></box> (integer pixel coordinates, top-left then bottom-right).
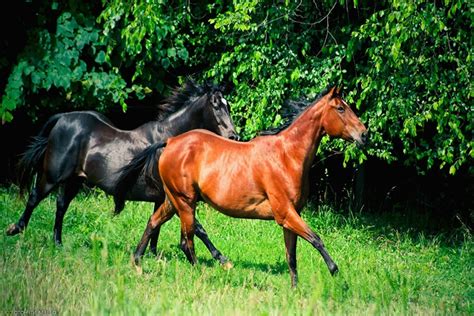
<box><xmin>17</xmin><ymin>114</ymin><xmax>62</xmax><ymax>195</ymax></box>
<box><xmin>114</xmin><ymin>142</ymin><xmax>167</xmax><ymax>215</ymax></box>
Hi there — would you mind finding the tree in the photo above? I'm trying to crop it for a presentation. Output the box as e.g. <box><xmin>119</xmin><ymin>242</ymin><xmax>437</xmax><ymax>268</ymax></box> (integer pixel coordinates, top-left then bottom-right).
<box><xmin>1</xmin><ymin>0</ymin><xmax>472</xmax><ymax>175</ymax></box>
<box><xmin>348</xmin><ymin>0</ymin><xmax>473</xmax><ymax>174</ymax></box>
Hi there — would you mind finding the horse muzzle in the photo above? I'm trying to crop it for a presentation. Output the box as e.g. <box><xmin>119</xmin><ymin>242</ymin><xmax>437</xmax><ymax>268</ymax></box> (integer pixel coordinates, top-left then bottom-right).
<box><xmin>357</xmin><ymin>131</ymin><xmax>368</xmax><ymax>147</ymax></box>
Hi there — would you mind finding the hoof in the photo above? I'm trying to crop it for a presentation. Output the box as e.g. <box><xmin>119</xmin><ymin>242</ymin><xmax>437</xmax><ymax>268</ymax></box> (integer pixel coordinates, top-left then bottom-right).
<box><xmin>135</xmin><ymin>264</ymin><xmax>143</xmax><ymax>275</ymax></box>
<box><xmin>329</xmin><ymin>263</ymin><xmax>339</xmax><ymax>276</ymax></box>
<box><xmin>133</xmin><ymin>256</ymin><xmax>140</xmax><ymax>266</ymax></box>
<box><xmin>131</xmin><ymin>254</ymin><xmax>143</xmax><ymax>275</ymax></box>
<box><xmin>6</xmin><ymin>223</ymin><xmax>23</xmax><ymax>236</ymax></box>
<box><xmin>221</xmin><ymin>261</ymin><xmax>234</xmax><ymax>270</ymax></box>
<box><xmin>290</xmin><ymin>279</ymin><xmax>298</xmax><ymax>288</ymax></box>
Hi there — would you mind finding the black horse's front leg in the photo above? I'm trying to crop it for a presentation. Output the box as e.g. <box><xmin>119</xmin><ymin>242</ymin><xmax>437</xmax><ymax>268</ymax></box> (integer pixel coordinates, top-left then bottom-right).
<box><xmin>149</xmin><ymin>202</ymin><xmax>162</xmax><ymax>256</ymax></box>
<box><xmin>134</xmin><ymin>222</ymin><xmax>156</xmax><ymax>265</ymax></box>
<box><xmin>194</xmin><ymin>220</ymin><xmax>232</xmax><ymax>269</ymax></box>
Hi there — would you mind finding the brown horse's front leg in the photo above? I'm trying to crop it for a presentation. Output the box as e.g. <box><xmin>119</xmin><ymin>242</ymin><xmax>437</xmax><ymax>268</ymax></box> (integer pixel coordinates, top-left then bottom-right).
<box><xmin>283</xmin><ymin>228</ymin><xmax>298</xmax><ymax>287</ymax></box>
<box><xmin>308</xmin><ymin>234</ymin><xmax>338</xmax><ymax>275</ymax></box>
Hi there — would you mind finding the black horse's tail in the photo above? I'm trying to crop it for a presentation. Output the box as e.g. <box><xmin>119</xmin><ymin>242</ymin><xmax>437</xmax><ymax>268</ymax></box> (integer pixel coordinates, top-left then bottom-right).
<box><xmin>114</xmin><ymin>142</ymin><xmax>167</xmax><ymax>215</ymax></box>
<box><xmin>17</xmin><ymin>114</ymin><xmax>62</xmax><ymax>194</ymax></box>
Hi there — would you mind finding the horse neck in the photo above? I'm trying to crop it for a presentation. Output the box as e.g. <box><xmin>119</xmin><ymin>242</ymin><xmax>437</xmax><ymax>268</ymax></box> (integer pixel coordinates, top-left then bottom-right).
<box><xmin>279</xmin><ymin>100</ymin><xmax>326</xmax><ymax>173</ymax></box>
<box><xmin>140</xmin><ymin>103</ymin><xmax>202</xmax><ymax>142</ymax></box>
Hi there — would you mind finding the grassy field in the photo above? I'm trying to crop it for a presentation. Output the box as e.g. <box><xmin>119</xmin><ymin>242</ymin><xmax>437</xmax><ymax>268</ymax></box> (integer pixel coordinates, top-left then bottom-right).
<box><xmin>0</xmin><ymin>186</ymin><xmax>472</xmax><ymax>315</ymax></box>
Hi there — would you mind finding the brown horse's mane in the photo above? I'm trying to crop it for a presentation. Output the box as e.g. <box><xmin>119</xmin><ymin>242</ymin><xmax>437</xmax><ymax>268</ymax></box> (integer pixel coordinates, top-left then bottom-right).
<box><xmin>260</xmin><ymin>86</ymin><xmax>333</xmax><ymax>136</ymax></box>
<box><xmin>155</xmin><ymin>80</ymin><xmax>222</xmax><ymax>121</ymax></box>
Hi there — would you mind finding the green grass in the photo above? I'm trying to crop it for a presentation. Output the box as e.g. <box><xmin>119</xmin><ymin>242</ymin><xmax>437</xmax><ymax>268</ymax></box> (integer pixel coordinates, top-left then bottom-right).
<box><xmin>0</xmin><ymin>186</ymin><xmax>472</xmax><ymax>315</ymax></box>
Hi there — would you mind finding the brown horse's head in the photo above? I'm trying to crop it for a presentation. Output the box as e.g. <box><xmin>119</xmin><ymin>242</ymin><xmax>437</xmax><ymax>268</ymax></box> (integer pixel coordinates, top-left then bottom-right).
<box><xmin>320</xmin><ymin>87</ymin><xmax>368</xmax><ymax>146</ymax></box>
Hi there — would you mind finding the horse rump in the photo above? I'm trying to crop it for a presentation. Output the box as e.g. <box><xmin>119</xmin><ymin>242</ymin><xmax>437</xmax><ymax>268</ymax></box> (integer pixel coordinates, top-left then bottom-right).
<box><xmin>17</xmin><ymin>114</ymin><xmax>63</xmax><ymax>194</ymax></box>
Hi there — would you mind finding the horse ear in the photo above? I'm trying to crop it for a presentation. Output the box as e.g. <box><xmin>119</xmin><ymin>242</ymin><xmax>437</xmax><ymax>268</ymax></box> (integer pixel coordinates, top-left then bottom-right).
<box><xmin>210</xmin><ymin>93</ymin><xmax>217</xmax><ymax>105</ymax></box>
<box><xmin>336</xmin><ymin>86</ymin><xmax>341</xmax><ymax>95</ymax></box>
<box><xmin>328</xmin><ymin>86</ymin><xmax>337</xmax><ymax>98</ymax></box>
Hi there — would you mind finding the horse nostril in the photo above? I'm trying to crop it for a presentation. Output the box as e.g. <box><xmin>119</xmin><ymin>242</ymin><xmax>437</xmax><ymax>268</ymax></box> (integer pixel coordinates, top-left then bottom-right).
<box><xmin>361</xmin><ymin>131</ymin><xmax>368</xmax><ymax>143</ymax></box>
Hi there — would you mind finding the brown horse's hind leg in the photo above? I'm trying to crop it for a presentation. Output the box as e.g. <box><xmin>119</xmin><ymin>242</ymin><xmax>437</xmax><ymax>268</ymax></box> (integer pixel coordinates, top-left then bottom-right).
<box><xmin>178</xmin><ymin>205</ymin><xmax>197</xmax><ymax>265</ymax></box>
<box><xmin>284</xmin><ymin>211</ymin><xmax>338</xmax><ymax>275</ymax></box>
<box><xmin>133</xmin><ymin>198</ymin><xmax>175</xmax><ymax>265</ymax></box>
<box><xmin>283</xmin><ymin>228</ymin><xmax>298</xmax><ymax>287</ymax></box>
<box><xmin>6</xmin><ymin>174</ymin><xmax>55</xmax><ymax>236</ymax></box>
<box><xmin>148</xmin><ymin>203</ymin><xmax>231</xmax><ymax>267</ymax></box>
<box><xmin>148</xmin><ymin>212</ymin><xmax>231</xmax><ymax>264</ymax></box>
<box><xmin>162</xmin><ymin>185</ymin><xmax>198</xmax><ymax>265</ymax></box>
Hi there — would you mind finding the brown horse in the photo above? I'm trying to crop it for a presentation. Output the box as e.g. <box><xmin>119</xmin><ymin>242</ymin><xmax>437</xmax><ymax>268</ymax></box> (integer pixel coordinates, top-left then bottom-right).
<box><xmin>129</xmin><ymin>87</ymin><xmax>367</xmax><ymax>286</ymax></box>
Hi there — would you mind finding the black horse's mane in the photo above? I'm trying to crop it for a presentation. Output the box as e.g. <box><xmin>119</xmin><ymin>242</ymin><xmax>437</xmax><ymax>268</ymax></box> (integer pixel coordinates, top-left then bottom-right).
<box><xmin>155</xmin><ymin>80</ymin><xmax>221</xmax><ymax>121</ymax></box>
<box><xmin>260</xmin><ymin>87</ymin><xmax>332</xmax><ymax>136</ymax></box>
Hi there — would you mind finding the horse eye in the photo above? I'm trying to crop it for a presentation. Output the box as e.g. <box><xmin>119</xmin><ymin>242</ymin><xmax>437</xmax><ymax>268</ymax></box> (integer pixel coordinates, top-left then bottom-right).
<box><xmin>337</xmin><ymin>106</ymin><xmax>345</xmax><ymax>113</ymax></box>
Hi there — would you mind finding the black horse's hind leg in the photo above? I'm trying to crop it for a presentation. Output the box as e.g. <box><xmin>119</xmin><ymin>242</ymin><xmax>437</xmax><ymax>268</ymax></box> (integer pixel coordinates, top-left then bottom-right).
<box><xmin>53</xmin><ymin>178</ymin><xmax>83</xmax><ymax>245</ymax></box>
<box><xmin>6</xmin><ymin>174</ymin><xmax>56</xmax><ymax>236</ymax></box>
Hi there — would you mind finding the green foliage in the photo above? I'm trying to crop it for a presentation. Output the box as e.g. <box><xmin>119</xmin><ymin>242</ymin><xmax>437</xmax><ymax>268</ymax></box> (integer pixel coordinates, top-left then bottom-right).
<box><xmin>207</xmin><ymin>2</ymin><xmax>347</xmax><ymax>139</ymax></box>
<box><xmin>209</xmin><ymin>0</ymin><xmax>258</xmax><ymax>32</ymax></box>
<box><xmin>348</xmin><ymin>0</ymin><xmax>473</xmax><ymax>174</ymax></box>
<box><xmin>98</xmin><ymin>0</ymin><xmax>191</xmax><ymax>90</ymax></box>
<box><xmin>0</xmin><ymin>0</ymin><xmax>472</xmax><ymax>175</ymax></box>
<box><xmin>209</xmin><ymin>45</ymin><xmax>346</xmax><ymax>139</ymax></box>
<box><xmin>1</xmin><ymin>11</ymin><xmax>128</xmax><ymax>122</ymax></box>
<box><xmin>0</xmin><ymin>188</ymin><xmax>472</xmax><ymax>314</ymax></box>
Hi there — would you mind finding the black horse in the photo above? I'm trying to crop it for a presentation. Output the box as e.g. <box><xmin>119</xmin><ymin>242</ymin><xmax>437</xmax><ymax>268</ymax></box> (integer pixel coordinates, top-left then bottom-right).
<box><xmin>6</xmin><ymin>81</ymin><xmax>237</xmax><ymax>265</ymax></box>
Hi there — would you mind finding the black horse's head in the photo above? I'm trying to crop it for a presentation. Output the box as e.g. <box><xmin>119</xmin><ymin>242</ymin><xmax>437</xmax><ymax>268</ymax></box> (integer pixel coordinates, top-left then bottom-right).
<box><xmin>158</xmin><ymin>80</ymin><xmax>238</xmax><ymax>140</ymax></box>
<box><xmin>203</xmin><ymin>86</ymin><xmax>239</xmax><ymax>140</ymax></box>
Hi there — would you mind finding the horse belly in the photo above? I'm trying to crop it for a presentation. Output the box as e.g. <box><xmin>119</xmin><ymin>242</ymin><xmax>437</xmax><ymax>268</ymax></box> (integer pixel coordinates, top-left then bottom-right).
<box><xmin>207</xmin><ymin>197</ymin><xmax>274</xmax><ymax>220</ymax></box>
<box><xmin>243</xmin><ymin>200</ymin><xmax>274</xmax><ymax>220</ymax></box>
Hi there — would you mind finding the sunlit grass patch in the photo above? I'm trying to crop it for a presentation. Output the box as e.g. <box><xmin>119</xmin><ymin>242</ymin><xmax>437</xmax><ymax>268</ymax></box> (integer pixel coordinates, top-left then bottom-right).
<box><xmin>1</xmin><ymin>186</ymin><xmax>472</xmax><ymax>314</ymax></box>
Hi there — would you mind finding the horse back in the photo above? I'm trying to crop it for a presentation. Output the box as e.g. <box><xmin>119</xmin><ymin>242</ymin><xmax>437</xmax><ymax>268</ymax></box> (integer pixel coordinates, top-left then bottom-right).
<box><xmin>161</xmin><ymin>130</ymin><xmax>304</xmax><ymax>211</ymax></box>
<box><xmin>40</xmin><ymin>112</ymin><xmax>123</xmax><ymax>181</ymax></box>
<box><xmin>160</xmin><ymin>130</ymin><xmax>276</xmax><ymax>218</ymax></box>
